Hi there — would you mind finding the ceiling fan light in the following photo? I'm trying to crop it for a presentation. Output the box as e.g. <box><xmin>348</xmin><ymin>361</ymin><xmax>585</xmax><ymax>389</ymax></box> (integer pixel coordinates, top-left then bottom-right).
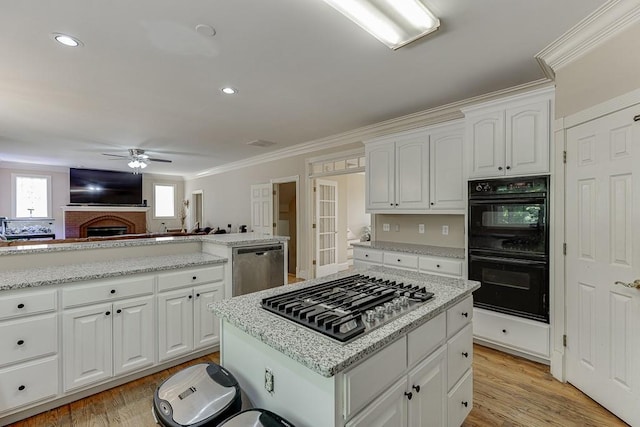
<box><xmin>139</xmin><ymin>162</ymin><xmax>148</xmax><ymax>169</ymax></box>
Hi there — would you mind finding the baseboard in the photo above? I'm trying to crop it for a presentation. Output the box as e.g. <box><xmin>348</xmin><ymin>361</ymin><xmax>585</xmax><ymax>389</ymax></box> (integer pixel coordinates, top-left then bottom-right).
<box><xmin>473</xmin><ymin>338</ymin><xmax>550</xmax><ymax>365</ymax></box>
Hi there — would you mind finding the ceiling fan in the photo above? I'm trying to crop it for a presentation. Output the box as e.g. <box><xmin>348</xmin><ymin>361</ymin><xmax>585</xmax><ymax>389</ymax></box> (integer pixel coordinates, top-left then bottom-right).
<box><xmin>103</xmin><ymin>148</ymin><xmax>172</xmax><ymax>173</ymax></box>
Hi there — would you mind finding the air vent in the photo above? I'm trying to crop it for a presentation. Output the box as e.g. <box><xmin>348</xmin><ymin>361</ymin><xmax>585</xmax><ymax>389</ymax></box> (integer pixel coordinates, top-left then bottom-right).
<box><xmin>246</xmin><ymin>140</ymin><xmax>276</xmax><ymax>148</ymax></box>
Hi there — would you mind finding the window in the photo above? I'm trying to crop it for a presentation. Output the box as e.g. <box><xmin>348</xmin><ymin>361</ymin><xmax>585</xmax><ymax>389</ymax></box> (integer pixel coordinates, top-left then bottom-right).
<box><xmin>13</xmin><ymin>174</ymin><xmax>51</xmax><ymax>218</ymax></box>
<box><xmin>154</xmin><ymin>183</ymin><xmax>176</xmax><ymax>218</ymax></box>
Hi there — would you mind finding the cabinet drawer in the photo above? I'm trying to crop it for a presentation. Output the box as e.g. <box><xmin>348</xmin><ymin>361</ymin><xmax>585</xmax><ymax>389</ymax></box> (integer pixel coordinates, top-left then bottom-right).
<box><xmin>446</xmin><ymin>296</ymin><xmax>473</xmax><ymax>338</ymax></box>
<box><xmin>473</xmin><ymin>308</ymin><xmax>550</xmax><ymax>358</ymax></box>
<box><xmin>0</xmin><ymin>289</ymin><xmax>56</xmax><ymax>321</ymax></box>
<box><xmin>343</xmin><ymin>337</ymin><xmax>407</xmax><ymax>419</ymax></box>
<box><xmin>63</xmin><ymin>276</ymin><xmax>154</xmax><ymax>308</ymax></box>
<box><xmin>447</xmin><ymin>368</ymin><xmax>473</xmax><ymax>427</ymax></box>
<box><xmin>407</xmin><ymin>312</ymin><xmax>445</xmax><ymax>367</ymax></box>
<box><xmin>419</xmin><ymin>257</ymin><xmax>462</xmax><ymax>277</ymax></box>
<box><xmin>0</xmin><ymin>314</ymin><xmax>57</xmax><ymax>368</ymax></box>
<box><xmin>383</xmin><ymin>252</ymin><xmax>418</xmax><ymax>270</ymax></box>
<box><xmin>353</xmin><ymin>248</ymin><xmax>383</xmax><ymax>264</ymax></box>
<box><xmin>0</xmin><ymin>356</ymin><xmax>59</xmax><ymax>413</ymax></box>
<box><xmin>447</xmin><ymin>324</ymin><xmax>473</xmax><ymax>389</ymax></box>
<box><xmin>157</xmin><ymin>265</ymin><xmax>224</xmax><ymax>292</ymax></box>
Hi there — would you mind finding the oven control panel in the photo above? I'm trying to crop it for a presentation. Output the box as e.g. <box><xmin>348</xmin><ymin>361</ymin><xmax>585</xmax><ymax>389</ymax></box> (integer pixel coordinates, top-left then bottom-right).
<box><xmin>469</xmin><ymin>176</ymin><xmax>548</xmax><ymax>196</ymax></box>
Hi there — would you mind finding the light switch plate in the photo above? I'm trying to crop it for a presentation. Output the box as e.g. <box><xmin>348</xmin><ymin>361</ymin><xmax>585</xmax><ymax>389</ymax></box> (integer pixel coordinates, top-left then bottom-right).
<box><xmin>418</xmin><ymin>224</ymin><xmax>425</xmax><ymax>234</ymax></box>
<box><xmin>442</xmin><ymin>225</ymin><xmax>449</xmax><ymax>235</ymax></box>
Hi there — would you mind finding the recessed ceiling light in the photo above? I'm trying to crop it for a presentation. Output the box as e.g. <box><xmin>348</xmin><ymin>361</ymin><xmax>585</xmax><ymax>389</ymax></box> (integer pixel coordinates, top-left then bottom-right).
<box><xmin>52</xmin><ymin>33</ymin><xmax>83</xmax><ymax>47</ymax></box>
<box><xmin>195</xmin><ymin>24</ymin><xmax>216</xmax><ymax>37</ymax></box>
<box><xmin>221</xmin><ymin>87</ymin><xmax>238</xmax><ymax>95</ymax></box>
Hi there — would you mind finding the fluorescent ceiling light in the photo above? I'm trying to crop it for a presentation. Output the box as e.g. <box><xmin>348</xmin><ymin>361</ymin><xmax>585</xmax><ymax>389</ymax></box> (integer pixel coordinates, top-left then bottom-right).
<box><xmin>322</xmin><ymin>0</ymin><xmax>440</xmax><ymax>50</ymax></box>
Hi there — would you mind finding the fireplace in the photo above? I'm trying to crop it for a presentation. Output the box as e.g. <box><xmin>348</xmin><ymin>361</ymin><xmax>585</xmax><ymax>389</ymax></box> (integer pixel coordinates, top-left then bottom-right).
<box><xmin>63</xmin><ymin>207</ymin><xmax>147</xmax><ymax>238</ymax></box>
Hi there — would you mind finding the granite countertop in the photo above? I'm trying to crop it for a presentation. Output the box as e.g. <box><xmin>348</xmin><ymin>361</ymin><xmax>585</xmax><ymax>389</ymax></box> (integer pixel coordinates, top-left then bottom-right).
<box><xmin>0</xmin><ymin>253</ymin><xmax>226</xmax><ymax>291</ymax></box>
<box><xmin>351</xmin><ymin>241</ymin><xmax>465</xmax><ymax>259</ymax></box>
<box><xmin>209</xmin><ymin>266</ymin><xmax>479</xmax><ymax>377</ymax></box>
<box><xmin>201</xmin><ymin>233</ymin><xmax>289</xmax><ymax>246</ymax></box>
<box><xmin>0</xmin><ymin>233</ymin><xmax>289</xmax><ymax>256</ymax></box>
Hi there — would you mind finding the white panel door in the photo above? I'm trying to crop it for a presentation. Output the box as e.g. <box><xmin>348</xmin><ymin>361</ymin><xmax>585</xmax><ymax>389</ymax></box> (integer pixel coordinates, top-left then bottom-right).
<box><xmin>505</xmin><ymin>100</ymin><xmax>550</xmax><ymax>176</ymax></box>
<box><xmin>250</xmin><ymin>183</ymin><xmax>273</xmax><ymax>235</ymax></box>
<box><xmin>316</xmin><ymin>179</ymin><xmax>339</xmax><ymax>277</ymax></box>
<box><xmin>566</xmin><ymin>104</ymin><xmax>640</xmax><ymax>426</ymax></box>
<box><xmin>157</xmin><ymin>288</ymin><xmax>194</xmax><ymax>362</ymax></box>
<box><xmin>113</xmin><ymin>296</ymin><xmax>154</xmax><ymax>376</ymax></box>
<box><xmin>346</xmin><ymin>377</ymin><xmax>408</xmax><ymax>427</ymax></box>
<box><xmin>366</xmin><ymin>142</ymin><xmax>395</xmax><ymax>210</ymax></box>
<box><xmin>467</xmin><ymin>111</ymin><xmax>505</xmax><ymax>178</ymax></box>
<box><xmin>430</xmin><ymin>125</ymin><xmax>464</xmax><ymax>210</ymax></box>
<box><xmin>395</xmin><ymin>138</ymin><xmax>430</xmax><ymax>209</ymax></box>
<box><xmin>193</xmin><ymin>283</ymin><xmax>223</xmax><ymax>349</ymax></box>
<box><xmin>407</xmin><ymin>346</ymin><xmax>447</xmax><ymax>427</ymax></box>
<box><xmin>63</xmin><ymin>303</ymin><xmax>113</xmax><ymax>391</ymax></box>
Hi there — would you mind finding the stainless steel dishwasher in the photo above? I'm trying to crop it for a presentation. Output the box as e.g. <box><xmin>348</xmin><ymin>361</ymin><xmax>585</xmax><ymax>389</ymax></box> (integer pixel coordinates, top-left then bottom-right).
<box><xmin>232</xmin><ymin>243</ymin><xmax>285</xmax><ymax>296</ymax></box>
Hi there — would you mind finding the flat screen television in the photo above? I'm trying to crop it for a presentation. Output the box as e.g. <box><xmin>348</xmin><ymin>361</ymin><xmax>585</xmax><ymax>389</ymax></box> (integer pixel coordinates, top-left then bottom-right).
<box><xmin>69</xmin><ymin>168</ymin><xmax>143</xmax><ymax>205</ymax></box>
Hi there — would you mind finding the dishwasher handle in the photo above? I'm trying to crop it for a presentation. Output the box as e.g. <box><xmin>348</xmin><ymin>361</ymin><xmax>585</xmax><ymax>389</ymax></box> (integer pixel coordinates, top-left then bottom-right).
<box><xmin>234</xmin><ymin>244</ymin><xmax>283</xmax><ymax>256</ymax></box>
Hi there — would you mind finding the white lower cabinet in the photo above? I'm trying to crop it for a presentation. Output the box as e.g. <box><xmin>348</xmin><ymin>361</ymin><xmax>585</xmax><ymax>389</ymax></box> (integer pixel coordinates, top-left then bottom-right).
<box><xmin>0</xmin><ymin>357</ymin><xmax>59</xmax><ymax>413</ymax></box>
<box><xmin>346</xmin><ymin>377</ymin><xmax>408</xmax><ymax>427</ymax></box>
<box><xmin>63</xmin><ymin>295</ymin><xmax>154</xmax><ymax>391</ymax></box>
<box><xmin>407</xmin><ymin>346</ymin><xmax>447</xmax><ymax>427</ymax></box>
<box><xmin>447</xmin><ymin>369</ymin><xmax>473</xmax><ymax>427</ymax></box>
<box><xmin>158</xmin><ymin>283</ymin><xmax>223</xmax><ymax>362</ymax></box>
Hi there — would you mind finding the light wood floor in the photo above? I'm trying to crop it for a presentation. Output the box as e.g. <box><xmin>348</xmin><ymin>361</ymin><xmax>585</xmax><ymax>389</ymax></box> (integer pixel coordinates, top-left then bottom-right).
<box><xmin>8</xmin><ymin>345</ymin><xmax>627</xmax><ymax>427</ymax></box>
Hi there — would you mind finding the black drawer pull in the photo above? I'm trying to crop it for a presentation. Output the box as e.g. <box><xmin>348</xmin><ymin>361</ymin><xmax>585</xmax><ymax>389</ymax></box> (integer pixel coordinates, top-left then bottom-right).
<box><xmin>196</xmin><ymin>293</ymin><xmax>201</xmax><ymax>298</ymax></box>
<box><xmin>506</xmin><ymin>165</ymin><xmax>511</xmax><ymax>170</ymax></box>
<box><xmin>404</xmin><ymin>391</ymin><xmax>413</xmax><ymax>400</ymax></box>
<box><xmin>462</xmin><ymin>351</ymin><xmax>469</xmax><ymax>358</ymax></box>
<box><xmin>188</xmin><ymin>295</ymin><xmax>193</xmax><ymax>299</ymax></box>
<box><xmin>116</xmin><ymin>309</ymin><xmax>122</xmax><ymax>314</ymax></box>
<box><xmin>17</xmin><ymin>303</ymin><xmax>25</xmax><ymax>309</ymax></box>
<box><xmin>412</xmin><ymin>385</ymin><xmax>420</xmax><ymax>393</ymax></box>
<box><xmin>105</xmin><ymin>311</ymin><xmax>111</xmax><ymax>316</ymax></box>
<box><xmin>365</xmin><ymin>254</ymin><xmax>369</xmax><ymax>257</ymax></box>
<box><xmin>502</xmin><ymin>329</ymin><xmax>507</xmax><ymax>334</ymax></box>
<box><xmin>18</xmin><ymin>385</ymin><xmax>25</xmax><ymax>391</ymax></box>
<box><xmin>390</xmin><ymin>203</ymin><xmax>393</xmax><ymax>206</ymax></box>
<box><xmin>461</xmin><ymin>312</ymin><xmax>469</xmax><ymax>318</ymax></box>
<box><xmin>17</xmin><ymin>340</ymin><xmax>25</xmax><ymax>346</ymax></box>
<box><xmin>110</xmin><ymin>289</ymin><xmax>116</xmax><ymax>294</ymax></box>
<box><xmin>498</xmin><ymin>166</ymin><xmax>503</xmax><ymax>171</ymax></box>
<box><xmin>462</xmin><ymin>401</ymin><xmax>468</xmax><ymax>407</ymax></box>
<box><xmin>192</xmin><ymin>276</ymin><xmax>197</xmax><ymax>280</ymax></box>
<box><xmin>436</xmin><ymin>264</ymin><xmax>440</xmax><ymax>268</ymax></box>
<box><xmin>397</xmin><ymin>259</ymin><xmax>401</xmax><ymax>262</ymax></box>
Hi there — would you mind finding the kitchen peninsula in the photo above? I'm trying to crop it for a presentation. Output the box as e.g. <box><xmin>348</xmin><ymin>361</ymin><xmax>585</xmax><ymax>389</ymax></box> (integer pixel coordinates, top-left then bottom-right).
<box><xmin>209</xmin><ymin>266</ymin><xmax>480</xmax><ymax>427</ymax></box>
<box><xmin>0</xmin><ymin>233</ymin><xmax>287</xmax><ymax>425</ymax></box>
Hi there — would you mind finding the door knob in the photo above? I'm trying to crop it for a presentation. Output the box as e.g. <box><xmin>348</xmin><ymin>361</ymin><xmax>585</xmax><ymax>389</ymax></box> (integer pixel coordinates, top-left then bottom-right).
<box><xmin>614</xmin><ymin>279</ymin><xmax>640</xmax><ymax>289</ymax></box>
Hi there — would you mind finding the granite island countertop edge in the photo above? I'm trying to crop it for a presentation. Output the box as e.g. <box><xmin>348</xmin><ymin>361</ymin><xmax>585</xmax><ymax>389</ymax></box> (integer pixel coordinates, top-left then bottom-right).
<box><xmin>351</xmin><ymin>241</ymin><xmax>465</xmax><ymax>259</ymax></box>
<box><xmin>210</xmin><ymin>267</ymin><xmax>480</xmax><ymax>377</ymax></box>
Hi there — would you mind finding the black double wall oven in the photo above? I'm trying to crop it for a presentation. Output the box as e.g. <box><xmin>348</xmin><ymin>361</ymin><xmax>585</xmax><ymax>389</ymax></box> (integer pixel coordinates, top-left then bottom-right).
<box><xmin>468</xmin><ymin>175</ymin><xmax>549</xmax><ymax>323</ymax></box>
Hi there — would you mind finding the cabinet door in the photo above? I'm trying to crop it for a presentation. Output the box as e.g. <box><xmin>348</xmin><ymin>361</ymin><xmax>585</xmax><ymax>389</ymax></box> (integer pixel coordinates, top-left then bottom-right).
<box><xmin>346</xmin><ymin>377</ymin><xmax>408</xmax><ymax>427</ymax></box>
<box><xmin>63</xmin><ymin>303</ymin><xmax>113</xmax><ymax>392</ymax></box>
<box><xmin>430</xmin><ymin>126</ymin><xmax>464</xmax><ymax>210</ymax></box>
<box><xmin>158</xmin><ymin>289</ymin><xmax>194</xmax><ymax>362</ymax></box>
<box><xmin>395</xmin><ymin>138</ymin><xmax>430</xmax><ymax>209</ymax></box>
<box><xmin>407</xmin><ymin>346</ymin><xmax>447</xmax><ymax>427</ymax></box>
<box><xmin>467</xmin><ymin>111</ymin><xmax>505</xmax><ymax>178</ymax></box>
<box><xmin>505</xmin><ymin>100</ymin><xmax>550</xmax><ymax>176</ymax></box>
<box><xmin>193</xmin><ymin>284</ymin><xmax>223</xmax><ymax>350</ymax></box>
<box><xmin>366</xmin><ymin>142</ymin><xmax>395</xmax><ymax>210</ymax></box>
<box><xmin>113</xmin><ymin>296</ymin><xmax>154</xmax><ymax>376</ymax></box>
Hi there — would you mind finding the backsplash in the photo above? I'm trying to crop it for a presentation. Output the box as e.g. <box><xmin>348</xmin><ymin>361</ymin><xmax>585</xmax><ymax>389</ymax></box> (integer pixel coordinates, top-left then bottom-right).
<box><xmin>373</xmin><ymin>214</ymin><xmax>464</xmax><ymax>248</ymax></box>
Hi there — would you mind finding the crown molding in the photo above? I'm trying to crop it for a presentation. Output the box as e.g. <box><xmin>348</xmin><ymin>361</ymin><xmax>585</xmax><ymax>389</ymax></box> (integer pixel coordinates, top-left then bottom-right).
<box><xmin>536</xmin><ymin>0</ymin><xmax>640</xmax><ymax>77</ymax></box>
<box><xmin>188</xmin><ymin>79</ymin><xmax>553</xmax><ymax>179</ymax></box>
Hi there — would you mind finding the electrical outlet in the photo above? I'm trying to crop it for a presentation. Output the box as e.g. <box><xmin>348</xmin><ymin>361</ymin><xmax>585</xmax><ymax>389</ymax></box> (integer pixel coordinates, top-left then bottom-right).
<box><xmin>395</xmin><ymin>224</ymin><xmax>399</xmax><ymax>232</ymax></box>
<box><xmin>418</xmin><ymin>224</ymin><xmax>425</xmax><ymax>234</ymax></box>
<box><xmin>442</xmin><ymin>225</ymin><xmax>449</xmax><ymax>235</ymax></box>
<box><xmin>383</xmin><ymin>223</ymin><xmax>390</xmax><ymax>232</ymax></box>
<box><xmin>264</xmin><ymin>368</ymin><xmax>274</xmax><ymax>393</ymax></box>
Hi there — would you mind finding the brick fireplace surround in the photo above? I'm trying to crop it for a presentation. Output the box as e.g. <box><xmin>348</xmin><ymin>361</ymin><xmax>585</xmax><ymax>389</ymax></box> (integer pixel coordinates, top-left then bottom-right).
<box><xmin>63</xmin><ymin>207</ymin><xmax>147</xmax><ymax>238</ymax></box>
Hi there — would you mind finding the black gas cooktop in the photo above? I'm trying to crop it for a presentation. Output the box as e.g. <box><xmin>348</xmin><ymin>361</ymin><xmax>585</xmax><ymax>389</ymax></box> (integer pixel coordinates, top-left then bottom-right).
<box><xmin>261</xmin><ymin>274</ymin><xmax>434</xmax><ymax>343</ymax></box>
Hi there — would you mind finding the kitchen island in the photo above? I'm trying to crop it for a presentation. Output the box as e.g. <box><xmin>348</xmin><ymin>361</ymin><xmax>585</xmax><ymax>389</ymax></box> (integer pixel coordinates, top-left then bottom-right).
<box><xmin>209</xmin><ymin>266</ymin><xmax>480</xmax><ymax>427</ymax></box>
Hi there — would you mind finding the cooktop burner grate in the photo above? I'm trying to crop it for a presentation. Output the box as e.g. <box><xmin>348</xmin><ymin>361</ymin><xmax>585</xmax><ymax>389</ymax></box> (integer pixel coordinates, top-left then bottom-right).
<box><xmin>261</xmin><ymin>274</ymin><xmax>434</xmax><ymax>343</ymax></box>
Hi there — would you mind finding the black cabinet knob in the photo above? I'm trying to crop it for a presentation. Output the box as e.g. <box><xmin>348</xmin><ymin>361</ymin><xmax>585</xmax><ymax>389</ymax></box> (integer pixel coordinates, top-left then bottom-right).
<box><xmin>404</xmin><ymin>391</ymin><xmax>413</xmax><ymax>400</ymax></box>
<box><xmin>436</xmin><ymin>264</ymin><xmax>440</xmax><ymax>268</ymax></box>
<box><xmin>192</xmin><ymin>276</ymin><xmax>197</xmax><ymax>280</ymax></box>
<box><xmin>462</xmin><ymin>351</ymin><xmax>469</xmax><ymax>358</ymax></box>
<box><xmin>110</xmin><ymin>289</ymin><xmax>116</xmax><ymax>294</ymax></box>
<box><xmin>116</xmin><ymin>309</ymin><xmax>122</xmax><ymax>314</ymax></box>
<box><xmin>17</xmin><ymin>303</ymin><xmax>25</xmax><ymax>309</ymax></box>
<box><xmin>502</xmin><ymin>329</ymin><xmax>507</xmax><ymax>334</ymax></box>
<box><xmin>397</xmin><ymin>259</ymin><xmax>401</xmax><ymax>262</ymax></box>
<box><xmin>105</xmin><ymin>311</ymin><xmax>111</xmax><ymax>316</ymax></box>
<box><xmin>498</xmin><ymin>166</ymin><xmax>503</xmax><ymax>171</ymax></box>
<box><xmin>506</xmin><ymin>166</ymin><xmax>511</xmax><ymax>170</ymax></box>
<box><xmin>412</xmin><ymin>385</ymin><xmax>421</xmax><ymax>393</ymax></box>
<box><xmin>462</xmin><ymin>401</ymin><xmax>468</xmax><ymax>407</ymax></box>
<box><xmin>18</xmin><ymin>385</ymin><xmax>25</xmax><ymax>391</ymax></box>
<box><xmin>365</xmin><ymin>254</ymin><xmax>369</xmax><ymax>257</ymax></box>
<box><xmin>390</xmin><ymin>203</ymin><xmax>394</xmax><ymax>206</ymax></box>
<box><xmin>17</xmin><ymin>340</ymin><xmax>25</xmax><ymax>346</ymax></box>
<box><xmin>430</xmin><ymin>202</ymin><xmax>434</xmax><ymax>205</ymax></box>
<box><xmin>188</xmin><ymin>295</ymin><xmax>193</xmax><ymax>299</ymax></box>
<box><xmin>196</xmin><ymin>293</ymin><xmax>201</xmax><ymax>298</ymax></box>
<box><xmin>461</xmin><ymin>312</ymin><xmax>468</xmax><ymax>318</ymax></box>
<box><xmin>395</xmin><ymin>203</ymin><xmax>399</xmax><ymax>206</ymax></box>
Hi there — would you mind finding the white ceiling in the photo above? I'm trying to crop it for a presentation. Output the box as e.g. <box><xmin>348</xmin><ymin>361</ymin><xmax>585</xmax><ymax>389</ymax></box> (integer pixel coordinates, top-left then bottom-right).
<box><xmin>0</xmin><ymin>0</ymin><xmax>605</xmax><ymax>176</ymax></box>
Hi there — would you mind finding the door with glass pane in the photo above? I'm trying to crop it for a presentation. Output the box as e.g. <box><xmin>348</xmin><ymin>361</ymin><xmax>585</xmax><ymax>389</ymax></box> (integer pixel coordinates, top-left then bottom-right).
<box><xmin>315</xmin><ymin>179</ymin><xmax>339</xmax><ymax>277</ymax></box>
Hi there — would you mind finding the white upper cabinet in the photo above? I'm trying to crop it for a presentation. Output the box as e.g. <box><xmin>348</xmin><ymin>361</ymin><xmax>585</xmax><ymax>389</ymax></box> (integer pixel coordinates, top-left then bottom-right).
<box><xmin>464</xmin><ymin>87</ymin><xmax>553</xmax><ymax>179</ymax></box>
<box><xmin>365</xmin><ymin>121</ymin><xmax>464</xmax><ymax>213</ymax></box>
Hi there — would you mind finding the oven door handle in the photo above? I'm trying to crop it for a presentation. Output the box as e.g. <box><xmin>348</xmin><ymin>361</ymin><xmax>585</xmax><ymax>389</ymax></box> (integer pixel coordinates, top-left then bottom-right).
<box><xmin>470</xmin><ymin>255</ymin><xmax>547</xmax><ymax>266</ymax></box>
<box><xmin>469</xmin><ymin>197</ymin><xmax>547</xmax><ymax>204</ymax></box>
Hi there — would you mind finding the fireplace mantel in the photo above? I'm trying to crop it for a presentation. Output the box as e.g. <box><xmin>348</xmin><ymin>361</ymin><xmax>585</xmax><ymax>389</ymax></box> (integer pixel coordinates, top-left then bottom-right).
<box><xmin>62</xmin><ymin>206</ymin><xmax>150</xmax><ymax>213</ymax></box>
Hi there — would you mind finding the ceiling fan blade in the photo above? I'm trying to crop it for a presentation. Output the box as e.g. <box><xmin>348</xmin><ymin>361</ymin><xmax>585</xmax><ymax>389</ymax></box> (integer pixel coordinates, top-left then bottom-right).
<box><xmin>102</xmin><ymin>153</ymin><xmax>128</xmax><ymax>158</ymax></box>
<box><xmin>148</xmin><ymin>157</ymin><xmax>172</xmax><ymax>163</ymax></box>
